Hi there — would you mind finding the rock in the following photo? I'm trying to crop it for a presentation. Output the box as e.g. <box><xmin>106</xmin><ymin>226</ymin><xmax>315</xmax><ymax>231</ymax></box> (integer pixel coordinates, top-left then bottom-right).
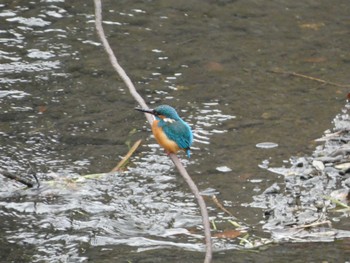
<box><xmin>263</xmin><ymin>183</ymin><xmax>280</xmax><ymax>194</ymax></box>
<box><xmin>312</xmin><ymin>160</ymin><xmax>325</xmax><ymax>171</ymax></box>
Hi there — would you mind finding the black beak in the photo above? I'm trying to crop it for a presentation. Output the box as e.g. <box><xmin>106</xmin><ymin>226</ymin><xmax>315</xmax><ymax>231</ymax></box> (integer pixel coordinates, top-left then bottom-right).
<box><xmin>134</xmin><ymin>107</ymin><xmax>156</xmax><ymax>115</ymax></box>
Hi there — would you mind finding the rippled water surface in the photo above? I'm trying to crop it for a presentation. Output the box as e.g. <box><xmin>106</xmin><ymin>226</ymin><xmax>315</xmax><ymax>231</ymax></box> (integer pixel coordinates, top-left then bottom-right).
<box><xmin>1</xmin><ymin>0</ymin><xmax>350</xmax><ymax>262</ymax></box>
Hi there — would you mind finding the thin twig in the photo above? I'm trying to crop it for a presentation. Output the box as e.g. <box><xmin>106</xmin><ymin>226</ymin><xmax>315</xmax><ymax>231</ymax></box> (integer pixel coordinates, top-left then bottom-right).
<box><xmin>269</xmin><ymin>68</ymin><xmax>350</xmax><ymax>88</ymax></box>
<box><xmin>93</xmin><ymin>1</ymin><xmax>212</xmax><ymax>262</ymax></box>
<box><xmin>28</xmin><ymin>165</ymin><xmax>40</xmax><ymax>188</ymax></box>
<box><xmin>211</xmin><ymin>195</ymin><xmax>234</xmax><ymax>217</ymax></box>
<box><xmin>31</xmin><ymin>172</ymin><xmax>40</xmax><ymax>188</ymax></box>
<box><xmin>323</xmin><ymin>195</ymin><xmax>350</xmax><ymax>209</ymax></box>
<box><xmin>110</xmin><ymin>139</ymin><xmax>142</xmax><ymax>172</ymax></box>
<box><xmin>294</xmin><ymin>220</ymin><xmax>332</xmax><ymax>229</ymax></box>
<box><xmin>1</xmin><ymin>171</ymin><xmax>35</xmax><ymax>188</ymax></box>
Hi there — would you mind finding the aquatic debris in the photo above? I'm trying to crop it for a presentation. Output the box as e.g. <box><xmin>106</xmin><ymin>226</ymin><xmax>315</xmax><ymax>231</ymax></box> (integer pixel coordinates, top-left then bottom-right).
<box><xmin>269</xmin><ymin>68</ymin><xmax>350</xmax><ymax>88</ymax></box>
<box><xmin>334</xmin><ymin>163</ymin><xmax>350</xmax><ymax>173</ymax></box>
<box><xmin>211</xmin><ymin>195</ymin><xmax>234</xmax><ymax>217</ymax></box>
<box><xmin>299</xmin><ymin>22</ymin><xmax>325</xmax><ymax>30</ymax></box>
<box><xmin>228</xmin><ymin>220</ymin><xmax>242</xmax><ymax>228</ymax></box>
<box><xmin>213</xmin><ymin>229</ymin><xmax>243</xmax><ymax>239</ymax></box>
<box><xmin>211</xmin><ymin>220</ymin><xmax>217</xmax><ymax>231</ymax></box>
<box><xmin>256</xmin><ymin>142</ymin><xmax>278</xmax><ymax>149</ymax></box>
<box><xmin>262</xmin><ymin>183</ymin><xmax>280</xmax><ymax>194</ymax></box>
<box><xmin>294</xmin><ymin>220</ymin><xmax>332</xmax><ymax>229</ymax></box>
<box><xmin>216</xmin><ymin>166</ymin><xmax>232</xmax><ymax>173</ymax></box>
<box><xmin>110</xmin><ymin>139</ymin><xmax>142</xmax><ymax>172</ymax></box>
<box><xmin>252</xmin><ymin>100</ymin><xmax>350</xmax><ymax>243</ymax></box>
<box><xmin>324</xmin><ymin>190</ymin><xmax>350</xmax><ymax>209</ymax></box>
<box><xmin>1</xmin><ymin>169</ymin><xmax>39</xmax><ymax>188</ymax></box>
<box><xmin>312</xmin><ymin>160</ymin><xmax>325</xmax><ymax>171</ymax></box>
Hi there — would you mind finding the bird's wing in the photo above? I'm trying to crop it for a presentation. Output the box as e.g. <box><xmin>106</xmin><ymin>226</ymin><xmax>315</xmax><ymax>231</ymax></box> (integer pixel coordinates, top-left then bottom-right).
<box><xmin>162</xmin><ymin>120</ymin><xmax>193</xmax><ymax>150</ymax></box>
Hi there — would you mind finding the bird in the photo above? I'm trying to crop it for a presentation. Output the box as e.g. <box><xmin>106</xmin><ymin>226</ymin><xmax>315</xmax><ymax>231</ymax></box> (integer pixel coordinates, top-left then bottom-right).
<box><xmin>135</xmin><ymin>105</ymin><xmax>193</xmax><ymax>158</ymax></box>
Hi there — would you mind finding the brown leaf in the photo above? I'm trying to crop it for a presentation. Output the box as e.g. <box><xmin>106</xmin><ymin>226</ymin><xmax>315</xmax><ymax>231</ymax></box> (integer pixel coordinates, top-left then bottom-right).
<box><xmin>38</xmin><ymin>105</ymin><xmax>47</xmax><ymax>113</ymax></box>
<box><xmin>205</xmin><ymin>61</ymin><xmax>224</xmax><ymax>72</ymax></box>
<box><xmin>261</xmin><ymin>112</ymin><xmax>272</xmax><ymax>119</ymax></box>
<box><xmin>213</xmin><ymin>229</ymin><xmax>242</xmax><ymax>239</ymax></box>
<box><xmin>299</xmin><ymin>22</ymin><xmax>325</xmax><ymax>30</ymax></box>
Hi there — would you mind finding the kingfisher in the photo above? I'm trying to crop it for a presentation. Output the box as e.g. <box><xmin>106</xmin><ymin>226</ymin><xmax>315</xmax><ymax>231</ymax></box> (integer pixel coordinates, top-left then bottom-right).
<box><xmin>135</xmin><ymin>105</ymin><xmax>193</xmax><ymax>158</ymax></box>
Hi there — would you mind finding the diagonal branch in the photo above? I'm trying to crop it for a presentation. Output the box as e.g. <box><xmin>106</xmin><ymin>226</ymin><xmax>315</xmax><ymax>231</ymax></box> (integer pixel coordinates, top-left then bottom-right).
<box><xmin>93</xmin><ymin>0</ymin><xmax>152</xmax><ymax>125</ymax></box>
<box><xmin>93</xmin><ymin>1</ymin><xmax>212</xmax><ymax>262</ymax></box>
<box><xmin>1</xmin><ymin>171</ymin><xmax>37</xmax><ymax>188</ymax></box>
<box><xmin>268</xmin><ymin>68</ymin><xmax>350</xmax><ymax>88</ymax></box>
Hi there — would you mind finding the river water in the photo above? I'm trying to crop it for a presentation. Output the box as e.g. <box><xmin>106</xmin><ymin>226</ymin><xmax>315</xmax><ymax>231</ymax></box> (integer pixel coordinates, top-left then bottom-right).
<box><xmin>1</xmin><ymin>0</ymin><xmax>350</xmax><ymax>262</ymax></box>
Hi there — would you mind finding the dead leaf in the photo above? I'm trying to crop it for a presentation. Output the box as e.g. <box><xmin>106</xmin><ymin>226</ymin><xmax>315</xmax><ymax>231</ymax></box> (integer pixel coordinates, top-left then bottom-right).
<box><xmin>38</xmin><ymin>105</ymin><xmax>47</xmax><ymax>113</ymax></box>
<box><xmin>205</xmin><ymin>61</ymin><xmax>224</xmax><ymax>72</ymax></box>
<box><xmin>299</xmin><ymin>22</ymin><xmax>325</xmax><ymax>30</ymax></box>
<box><xmin>261</xmin><ymin>112</ymin><xmax>272</xmax><ymax>119</ymax></box>
<box><xmin>213</xmin><ymin>229</ymin><xmax>242</xmax><ymax>239</ymax></box>
<box><xmin>335</xmin><ymin>90</ymin><xmax>342</xmax><ymax>94</ymax></box>
<box><xmin>175</xmin><ymin>85</ymin><xmax>189</xmax><ymax>91</ymax></box>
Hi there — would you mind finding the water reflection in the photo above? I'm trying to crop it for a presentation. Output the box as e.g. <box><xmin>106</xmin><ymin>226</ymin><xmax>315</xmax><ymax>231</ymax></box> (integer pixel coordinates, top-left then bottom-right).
<box><xmin>0</xmin><ymin>60</ymin><xmax>60</xmax><ymax>73</ymax></box>
<box><xmin>0</xmin><ymin>89</ymin><xmax>29</xmax><ymax>98</ymax></box>
<box><xmin>1</xmin><ymin>160</ymin><xmax>207</xmax><ymax>261</ymax></box>
<box><xmin>192</xmin><ymin>101</ymin><xmax>236</xmax><ymax>146</ymax></box>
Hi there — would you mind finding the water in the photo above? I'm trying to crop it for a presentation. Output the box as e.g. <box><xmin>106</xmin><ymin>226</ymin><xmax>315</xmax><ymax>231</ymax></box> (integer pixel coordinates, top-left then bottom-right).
<box><xmin>1</xmin><ymin>0</ymin><xmax>350</xmax><ymax>262</ymax></box>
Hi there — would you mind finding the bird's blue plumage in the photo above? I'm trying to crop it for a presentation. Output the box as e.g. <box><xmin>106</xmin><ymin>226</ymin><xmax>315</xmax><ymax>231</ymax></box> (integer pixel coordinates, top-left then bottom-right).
<box><xmin>159</xmin><ymin>120</ymin><xmax>192</xmax><ymax>148</ymax></box>
<box><xmin>153</xmin><ymin>105</ymin><xmax>193</xmax><ymax>157</ymax></box>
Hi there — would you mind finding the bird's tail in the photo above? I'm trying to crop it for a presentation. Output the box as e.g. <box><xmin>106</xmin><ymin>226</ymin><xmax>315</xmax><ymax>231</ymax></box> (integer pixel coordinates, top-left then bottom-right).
<box><xmin>185</xmin><ymin>148</ymin><xmax>191</xmax><ymax>158</ymax></box>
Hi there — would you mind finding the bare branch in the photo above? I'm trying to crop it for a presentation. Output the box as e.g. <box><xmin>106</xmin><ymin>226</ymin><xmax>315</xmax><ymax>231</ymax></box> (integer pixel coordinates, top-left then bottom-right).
<box><xmin>110</xmin><ymin>139</ymin><xmax>142</xmax><ymax>172</ymax></box>
<box><xmin>269</xmin><ymin>68</ymin><xmax>350</xmax><ymax>88</ymax></box>
<box><xmin>93</xmin><ymin>1</ymin><xmax>212</xmax><ymax>262</ymax></box>
<box><xmin>1</xmin><ymin>171</ymin><xmax>36</xmax><ymax>188</ymax></box>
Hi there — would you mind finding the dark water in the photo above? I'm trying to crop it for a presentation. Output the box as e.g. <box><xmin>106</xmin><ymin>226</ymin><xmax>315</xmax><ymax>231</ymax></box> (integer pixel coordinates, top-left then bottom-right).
<box><xmin>1</xmin><ymin>0</ymin><xmax>350</xmax><ymax>262</ymax></box>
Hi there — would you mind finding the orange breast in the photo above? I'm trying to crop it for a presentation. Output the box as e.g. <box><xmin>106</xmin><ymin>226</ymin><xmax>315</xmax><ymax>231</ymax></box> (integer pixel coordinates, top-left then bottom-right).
<box><xmin>152</xmin><ymin>120</ymin><xmax>180</xmax><ymax>154</ymax></box>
